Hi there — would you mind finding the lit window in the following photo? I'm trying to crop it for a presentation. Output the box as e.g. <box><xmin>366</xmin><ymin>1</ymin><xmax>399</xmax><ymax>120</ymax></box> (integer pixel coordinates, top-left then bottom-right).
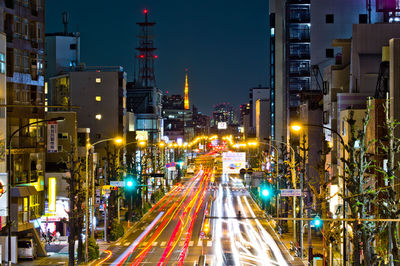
<box><xmin>95</xmin><ymin>114</ymin><xmax>102</xmax><ymax>120</ymax></box>
<box><xmin>0</xmin><ymin>53</ymin><xmax>5</xmax><ymax>74</ymax></box>
<box><xmin>96</xmin><ymin>78</ymin><xmax>101</xmax><ymax>83</ymax></box>
<box><xmin>95</xmin><ymin>96</ymin><xmax>102</xmax><ymax>102</ymax></box>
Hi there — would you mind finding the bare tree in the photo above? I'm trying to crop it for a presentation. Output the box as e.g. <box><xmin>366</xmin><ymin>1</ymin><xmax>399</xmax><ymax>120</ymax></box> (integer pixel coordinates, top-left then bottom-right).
<box><xmin>341</xmin><ymin>103</ymin><xmax>378</xmax><ymax>265</ymax></box>
<box><xmin>62</xmin><ymin>143</ymin><xmax>85</xmax><ymax>265</ymax></box>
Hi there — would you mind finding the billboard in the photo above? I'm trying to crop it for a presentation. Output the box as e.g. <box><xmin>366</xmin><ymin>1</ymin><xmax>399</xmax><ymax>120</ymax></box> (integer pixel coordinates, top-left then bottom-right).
<box><xmin>218</xmin><ymin>122</ymin><xmax>227</xmax><ymax>130</ymax></box>
<box><xmin>222</xmin><ymin>152</ymin><xmax>246</xmax><ymax>174</ymax></box>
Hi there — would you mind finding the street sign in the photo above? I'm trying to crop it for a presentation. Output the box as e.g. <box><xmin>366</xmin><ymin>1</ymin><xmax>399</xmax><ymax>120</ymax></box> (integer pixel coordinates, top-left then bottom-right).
<box><xmin>200</xmin><ymin>231</ymin><xmax>205</xmax><ymax>238</ymax></box>
<box><xmin>110</xmin><ymin>181</ymin><xmax>125</xmax><ymax>187</ymax></box>
<box><xmin>280</xmin><ymin>189</ymin><xmax>302</xmax><ymax>197</ymax></box>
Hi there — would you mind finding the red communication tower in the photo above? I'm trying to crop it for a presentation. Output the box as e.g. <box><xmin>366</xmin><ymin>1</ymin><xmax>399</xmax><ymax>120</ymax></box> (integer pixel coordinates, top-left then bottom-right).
<box><xmin>136</xmin><ymin>9</ymin><xmax>157</xmax><ymax>88</ymax></box>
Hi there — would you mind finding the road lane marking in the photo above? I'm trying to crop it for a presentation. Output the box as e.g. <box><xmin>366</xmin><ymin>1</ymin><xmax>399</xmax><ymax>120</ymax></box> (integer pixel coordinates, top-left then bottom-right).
<box><xmin>152</xmin><ymin>242</ymin><xmax>158</xmax><ymax>246</ymax></box>
<box><xmin>110</xmin><ymin>211</ymin><xmax>164</xmax><ymax>266</ymax></box>
<box><xmin>197</xmin><ymin>240</ymin><xmax>202</xmax><ymax>247</ymax></box>
<box><xmin>207</xmin><ymin>240</ymin><xmax>212</xmax><ymax>247</ymax></box>
<box><xmin>189</xmin><ymin>241</ymin><xmax>194</xmax><ymax>247</ymax></box>
<box><xmin>160</xmin><ymin>241</ymin><xmax>166</xmax><ymax>247</ymax></box>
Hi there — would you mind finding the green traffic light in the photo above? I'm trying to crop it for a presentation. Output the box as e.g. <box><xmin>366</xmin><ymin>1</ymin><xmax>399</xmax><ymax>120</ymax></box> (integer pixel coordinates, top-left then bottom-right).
<box><xmin>261</xmin><ymin>188</ymin><xmax>270</xmax><ymax>197</ymax></box>
<box><xmin>314</xmin><ymin>215</ymin><xmax>322</xmax><ymax>228</ymax></box>
<box><xmin>125</xmin><ymin>179</ymin><xmax>136</xmax><ymax>189</ymax></box>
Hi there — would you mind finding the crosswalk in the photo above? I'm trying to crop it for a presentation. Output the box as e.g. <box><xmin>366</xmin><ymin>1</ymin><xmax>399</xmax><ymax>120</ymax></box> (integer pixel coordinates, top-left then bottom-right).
<box><xmin>121</xmin><ymin>240</ymin><xmax>214</xmax><ymax>248</ymax></box>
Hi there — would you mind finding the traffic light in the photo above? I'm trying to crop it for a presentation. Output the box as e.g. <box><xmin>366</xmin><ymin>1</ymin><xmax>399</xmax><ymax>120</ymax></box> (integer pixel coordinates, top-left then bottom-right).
<box><xmin>261</xmin><ymin>186</ymin><xmax>272</xmax><ymax>198</ymax></box>
<box><xmin>313</xmin><ymin>215</ymin><xmax>322</xmax><ymax>228</ymax></box>
<box><xmin>177</xmin><ymin>160</ymin><xmax>184</xmax><ymax>168</ymax></box>
<box><xmin>125</xmin><ymin>178</ymin><xmax>136</xmax><ymax>190</ymax></box>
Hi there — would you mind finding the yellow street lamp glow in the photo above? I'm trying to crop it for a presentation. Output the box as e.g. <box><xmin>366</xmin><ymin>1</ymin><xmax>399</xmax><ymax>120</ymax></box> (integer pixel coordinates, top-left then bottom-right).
<box><xmin>247</xmin><ymin>141</ymin><xmax>259</xmax><ymax>147</ymax></box>
<box><xmin>158</xmin><ymin>142</ymin><xmax>165</xmax><ymax>148</ymax></box>
<box><xmin>138</xmin><ymin>140</ymin><xmax>147</xmax><ymax>147</ymax></box>
<box><xmin>168</xmin><ymin>143</ymin><xmax>173</xmax><ymax>148</ymax></box>
<box><xmin>114</xmin><ymin>137</ymin><xmax>123</xmax><ymax>144</ymax></box>
<box><xmin>291</xmin><ymin>124</ymin><xmax>302</xmax><ymax>132</ymax></box>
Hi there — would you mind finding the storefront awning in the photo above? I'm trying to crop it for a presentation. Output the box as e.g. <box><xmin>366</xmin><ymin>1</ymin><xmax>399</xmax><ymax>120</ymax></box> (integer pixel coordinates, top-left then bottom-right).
<box><xmin>11</xmin><ymin>186</ymin><xmax>38</xmax><ymax>197</ymax></box>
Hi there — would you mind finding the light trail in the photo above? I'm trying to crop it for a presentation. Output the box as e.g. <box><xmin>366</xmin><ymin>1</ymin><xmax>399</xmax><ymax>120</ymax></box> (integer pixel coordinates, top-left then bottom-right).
<box><xmin>96</xmin><ymin>250</ymin><xmax>112</xmax><ymax>266</ymax></box>
<box><xmin>243</xmin><ymin>196</ymin><xmax>288</xmax><ymax>266</ymax></box>
<box><xmin>159</xmin><ymin>172</ymin><xmax>210</xmax><ymax>265</ymax></box>
<box><xmin>132</xmin><ymin>168</ymin><xmax>209</xmax><ymax>265</ymax></box>
<box><xmin>111</xmin><ymin>211</ymin><xmax>164</xmax><ymax>266</ymax></box>
<box><xmin>177</xmin><ymin>178</ymin><xmax>209</xmax><ymax>265</ymax></box>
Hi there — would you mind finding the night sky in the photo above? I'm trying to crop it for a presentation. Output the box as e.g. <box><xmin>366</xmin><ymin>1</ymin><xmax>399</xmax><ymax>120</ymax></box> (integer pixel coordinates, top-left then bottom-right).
<box><xmin>46</xmin><ymin>0</ymin><xmax>269</xmax><ymax>115</ymax></box>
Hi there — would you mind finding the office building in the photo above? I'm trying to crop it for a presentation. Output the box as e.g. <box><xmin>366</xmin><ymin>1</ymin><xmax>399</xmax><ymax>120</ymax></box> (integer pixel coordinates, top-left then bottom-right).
<box><xmin>269</xmin><ymin>0</ymin><xmax>381</xmax><ymax>142</ymax></box>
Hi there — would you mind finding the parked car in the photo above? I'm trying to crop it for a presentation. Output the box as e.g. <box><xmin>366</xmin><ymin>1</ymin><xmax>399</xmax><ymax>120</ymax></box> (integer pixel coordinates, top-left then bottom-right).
<box><xmin>18</xmin><ymin>238</ymin><xmax>37</xmax><ymax>260</ymax></box>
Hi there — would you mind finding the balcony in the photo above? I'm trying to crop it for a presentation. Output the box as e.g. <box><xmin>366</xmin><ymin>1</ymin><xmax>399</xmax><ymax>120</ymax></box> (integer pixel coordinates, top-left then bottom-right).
<box><xmin>288</xmin><ymin>8</ymin><xmax>310</xmax><ymax>23</ymax></box>
<box><xmin>289</xmin><ymin>78</ymin><xmax>310</xmax><ymax>92</ymax></box>
<box><xmin>289</xmin><ymin>31</ymin><xmax>310</xmax><ymax>42</ymax></box>
<box><xmin>11</xmin><ymin>136</ymin><xmax>44</xmax><ymax>149</ymax></box>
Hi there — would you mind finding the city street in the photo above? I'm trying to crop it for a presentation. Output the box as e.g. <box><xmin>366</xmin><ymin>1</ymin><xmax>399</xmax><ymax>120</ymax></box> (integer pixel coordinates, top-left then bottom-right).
<box><xmin>95</xmin><ymin>154</ymin><xmax>289</xmax><ymax>265</ymax></box>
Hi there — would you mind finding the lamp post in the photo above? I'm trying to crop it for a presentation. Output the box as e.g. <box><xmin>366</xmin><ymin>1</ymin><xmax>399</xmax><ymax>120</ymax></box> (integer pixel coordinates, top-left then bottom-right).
<box><xmin>291</xmin><ymin>123</ymin><xmax>346</xmax><ymax>265</ymax></box>
<box><xmin>7</xmin><ymin>116</ymin><xmax>64</xmax><ymax>265</ymax></box>
<box><xmin>85</xmin><ymin>137</ymin><xmax>122</xmax><ymax>263</ymax></box>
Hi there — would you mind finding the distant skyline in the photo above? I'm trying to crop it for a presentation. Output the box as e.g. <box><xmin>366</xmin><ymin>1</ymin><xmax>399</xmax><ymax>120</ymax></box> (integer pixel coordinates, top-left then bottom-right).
<box><xmin>46</xmin><ymin>0</ymin><xmax>269</xmax><ymax>115</ymax></box>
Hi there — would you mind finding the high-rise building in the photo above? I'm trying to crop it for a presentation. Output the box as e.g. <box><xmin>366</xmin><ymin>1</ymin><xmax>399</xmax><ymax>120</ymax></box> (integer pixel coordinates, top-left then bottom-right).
<box><xmin>212</xmin><ymin>102</ymin><xmax>237</xmax><ymax>127</ymax></box>
<box><xmin>269</xmin><ymin>0</ymin><xmax>382</xmax><ymax>142</ymax></box>
<box><xmin>2</xmin><ymin>0</ymin><xmax>48</xmax><ymax>249</ymax></box>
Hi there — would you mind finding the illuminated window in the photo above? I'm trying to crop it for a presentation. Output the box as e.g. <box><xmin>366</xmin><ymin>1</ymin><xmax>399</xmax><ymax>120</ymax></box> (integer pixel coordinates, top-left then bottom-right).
<box><xmin>96</xmin><ymin>78</ymin><xmax>101</xmax><ymax>83</ymax></box>
<box><xmin>95</xmin><ymin>96</ymin><xmax>102</xmax><ymax>102</ymax></box>
<box><xmin>95</xmin><ymin>114</ymin><xmax>102</xmax><ymax>120</ymax></box>
<box><xmin>0</xmin><ymin>53</ymin><xmax>5</xmax><ymax>74</ymax></box>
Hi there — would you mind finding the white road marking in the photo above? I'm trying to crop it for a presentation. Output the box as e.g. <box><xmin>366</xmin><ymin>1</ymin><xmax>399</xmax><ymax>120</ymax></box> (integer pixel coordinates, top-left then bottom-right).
<box><xmin>189</xmin><ymin>241</ymin><xmax>194</xmax><ymax>247</ymax></box>
<box><xmin>160</xmin><ymin>241</ymin><xmax>166</xmax><ymax>247</ymax></box>
<box><xmin>207</xmin><ymin>240</ymin><xmax>212</xmax><ymax>247</ymax></box>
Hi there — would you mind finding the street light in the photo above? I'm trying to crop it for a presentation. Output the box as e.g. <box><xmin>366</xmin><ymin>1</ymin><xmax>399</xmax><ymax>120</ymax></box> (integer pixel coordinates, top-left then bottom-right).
<box><xmin>85</xmin><ymin>136</ymin><xmax>123</xmax><ymax>263</ymax></box>
<box><xmin>7</xmin><ymin>116</ymin><xmax>64</xmax><ymax>265</ymax></box>
<box><xmin>290</xmin><ymin>122</ymin><xmax>346</xmax><ymax>265</ymax></box>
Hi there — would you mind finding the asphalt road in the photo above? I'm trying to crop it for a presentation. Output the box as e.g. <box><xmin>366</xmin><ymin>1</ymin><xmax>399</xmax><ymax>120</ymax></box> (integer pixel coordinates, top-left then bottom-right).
<box><xmin>98</xmin><ymin>156</ymin><xmax>213</xmax><ymax>265</ymax></box>
<box><xmin>96</xmin><ymin>154</ymin><xmax>289</xmax><ymax>266</ymax></box>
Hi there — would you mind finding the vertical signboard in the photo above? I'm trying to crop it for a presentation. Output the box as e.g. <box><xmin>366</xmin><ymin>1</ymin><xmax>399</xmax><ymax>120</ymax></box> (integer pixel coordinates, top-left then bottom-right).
<box><xmin>47</xmin><ymin>121</ymin><xmax>58</xmax><ymax>153</ymax></box>
<box><xmin>48</xmin><ymin>177</ymin><xmax>56</xmax><ymax>212</ymax></box>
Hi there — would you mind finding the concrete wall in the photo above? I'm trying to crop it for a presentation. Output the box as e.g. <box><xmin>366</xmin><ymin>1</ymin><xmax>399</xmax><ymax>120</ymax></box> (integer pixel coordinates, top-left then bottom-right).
<box><xmin>45</xmin><ymin>35</ymin><xmax>80</xmax><ymax>78</ymax></box>
<box><xmin>351</xmin><ymin>24</ymin><xmax>400</xmax><ymax>95</ymax></box>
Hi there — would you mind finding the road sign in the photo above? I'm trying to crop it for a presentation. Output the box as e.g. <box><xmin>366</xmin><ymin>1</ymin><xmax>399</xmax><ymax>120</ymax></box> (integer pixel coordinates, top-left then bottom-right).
<box><xmin>280</xmin><ymin>189</ymin><xmax>302</xmax><ymax>197</ymax></box>
<box><xmin>110</xmin><ymin>181</ymin><xmax>125</xmax><ymax>187</ymax></box>
<box><xmin>200</xmin><ymin>231</ymin><xmax>205</xmax><ymax>238</ymax></box>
